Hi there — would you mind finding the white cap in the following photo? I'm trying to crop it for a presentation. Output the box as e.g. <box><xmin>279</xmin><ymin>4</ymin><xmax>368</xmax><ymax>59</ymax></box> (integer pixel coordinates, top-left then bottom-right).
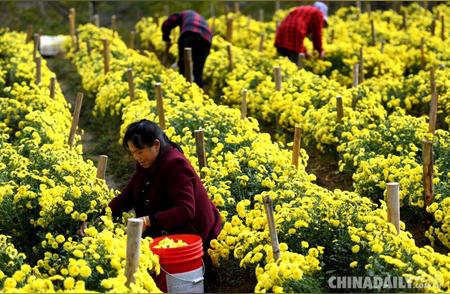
<box><xmin>313</xmin><ymin>1</ymin><xmax>328</xmax><ymax>22</ymax></box>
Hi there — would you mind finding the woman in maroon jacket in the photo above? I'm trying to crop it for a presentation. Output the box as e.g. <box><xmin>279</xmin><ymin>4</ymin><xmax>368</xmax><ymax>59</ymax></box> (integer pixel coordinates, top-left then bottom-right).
<box><xmin>108</xmin><ymin>119</ymin><xmax>222</xmax><ymax>263</ymax></box>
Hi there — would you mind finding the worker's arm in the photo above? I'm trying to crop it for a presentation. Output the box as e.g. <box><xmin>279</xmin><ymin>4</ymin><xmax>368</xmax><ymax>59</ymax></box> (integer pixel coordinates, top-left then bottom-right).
<box><xmin>162</xmin><ymin>13</ymin><xmax>182</xmax><ymax>42</ymax></box>
<box><xmin>310</xmin><ymin>11</ymin><xmax>324</xmax><ymax>55</ymax></box>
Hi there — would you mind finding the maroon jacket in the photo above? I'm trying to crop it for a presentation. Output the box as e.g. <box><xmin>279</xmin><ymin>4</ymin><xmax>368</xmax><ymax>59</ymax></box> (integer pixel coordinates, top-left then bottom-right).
<box><xmin>109</xmin><ymin>145</ymin><xmax>222</xmax><ymax>250</ymax></box>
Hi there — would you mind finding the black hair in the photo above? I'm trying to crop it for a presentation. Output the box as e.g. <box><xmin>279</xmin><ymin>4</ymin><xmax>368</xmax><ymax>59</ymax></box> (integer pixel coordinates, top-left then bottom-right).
<box><xmin>123</xmin><ymin>119</ymin><xmax>183</xmax><ymax>153</ymax></box>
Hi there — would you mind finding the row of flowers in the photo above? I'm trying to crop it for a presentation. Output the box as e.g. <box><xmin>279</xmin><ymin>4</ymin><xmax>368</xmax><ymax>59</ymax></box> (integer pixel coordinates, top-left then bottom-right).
<box><xmin>66</xmin><ymin>23</ymin><xmax>450</xmax><ymax>292</ymax></box>
<box><xmin>0</xmin><ymin>30</ymin><xmax>161</xmax><ymax>292</ymax></box>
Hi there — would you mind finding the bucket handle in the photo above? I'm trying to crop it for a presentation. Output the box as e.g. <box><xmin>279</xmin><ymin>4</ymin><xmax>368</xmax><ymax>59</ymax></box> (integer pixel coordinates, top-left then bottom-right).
<box><xmin>160</xmin><ymin>261</ymin><xmax>205</xmax><ymax>285</ymax></box>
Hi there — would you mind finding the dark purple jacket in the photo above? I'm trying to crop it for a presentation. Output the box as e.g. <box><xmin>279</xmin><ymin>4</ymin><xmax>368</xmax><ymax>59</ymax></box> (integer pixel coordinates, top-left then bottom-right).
<box><xmin>109</xmin><ymin>145</ymin><xmax>222</xmax><ymax>249</ymax></box>
<box><xmin>162</xmin><ymin>10</ymin><xmax>212</xmax><ymax>43</ymax></box>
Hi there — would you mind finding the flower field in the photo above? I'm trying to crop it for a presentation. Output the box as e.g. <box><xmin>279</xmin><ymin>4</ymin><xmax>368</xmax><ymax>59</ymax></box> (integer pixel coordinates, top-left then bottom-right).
<box><xmin>1</xmin><ymin>2</ymin><xmax>450</xmax><ymax>293</ymax></box>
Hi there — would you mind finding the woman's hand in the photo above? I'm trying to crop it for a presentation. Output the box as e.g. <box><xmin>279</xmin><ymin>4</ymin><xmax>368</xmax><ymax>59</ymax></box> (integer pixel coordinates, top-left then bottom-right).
<box><xmin>138</xmin><ymin>215</ymin><xmax>151</xmax><ymax>233</ymax></box>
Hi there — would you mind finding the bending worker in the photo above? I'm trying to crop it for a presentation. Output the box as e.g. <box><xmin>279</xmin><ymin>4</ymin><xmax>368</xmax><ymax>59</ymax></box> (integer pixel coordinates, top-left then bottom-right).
<box><xmin>162</xmin><ymin>10</ymin><xmax>212</xmax><ymax>88</ymax></box>
<box><xmin>275</xmin><ymin>1</ymin><xmax>328</xmax><ymax>63</ymax></box>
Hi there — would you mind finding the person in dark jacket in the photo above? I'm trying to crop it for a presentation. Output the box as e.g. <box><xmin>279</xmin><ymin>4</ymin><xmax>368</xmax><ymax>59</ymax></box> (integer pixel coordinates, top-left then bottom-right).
<box><xmin>162</xmin><ymin>10</ymin><xmax>212</xmax><ymax>88</ymax></box>
<box><xmin>275</xmin><ymin>1</ymin><xmax>328</xmax><ymax>63</ymax></box>
<box><xmin>108</xmin><ymin>119</ymin><xmax>222</xmax><ymax>264</ymax></box>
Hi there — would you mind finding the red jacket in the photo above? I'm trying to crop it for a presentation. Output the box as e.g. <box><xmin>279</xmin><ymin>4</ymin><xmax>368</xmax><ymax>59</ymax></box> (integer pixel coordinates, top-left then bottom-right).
<box><xmin>275</xmin><ymin>6</ymin><xmax>324</xmax><ymax>54</ymax></box>
<box><xmin>109</xmin><ymin>146</ymin><xmax>222</xmax><ymax>249</ymax></box>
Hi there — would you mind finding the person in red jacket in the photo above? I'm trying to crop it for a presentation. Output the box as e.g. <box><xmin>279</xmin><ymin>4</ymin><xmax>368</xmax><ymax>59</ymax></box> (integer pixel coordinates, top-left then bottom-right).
<box><xmin>108</xmin><ymin>119</ymin><xmax>222</xmax><ymax>265</ymax></box>
<box><xmin>275</xmin><ymin>1</ymin><xmax>328</xmax><ymax>63</ymax></box>
<box><xmin>162</xmin><ymin>10</ymin><xmax>212</xmax><ymax>88</ymax></box>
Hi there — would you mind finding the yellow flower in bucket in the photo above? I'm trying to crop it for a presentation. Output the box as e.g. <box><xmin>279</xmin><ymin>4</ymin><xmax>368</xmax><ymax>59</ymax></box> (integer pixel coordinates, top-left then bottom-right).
<box><xmin>154</xmin><ymin>237</ymin><xmax>188</xmax><ymax>249</ymax></box>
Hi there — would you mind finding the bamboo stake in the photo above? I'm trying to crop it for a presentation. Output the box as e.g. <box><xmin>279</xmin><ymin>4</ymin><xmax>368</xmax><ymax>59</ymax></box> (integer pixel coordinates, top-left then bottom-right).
<box><xmin>371</xmin><ymin>19</ymin><xmax>376</xmax><ymax>46</ymax></box>
<box><xmin>210</xmin><ymin>2</ymin><xmax>215</xmax><ymax>18</ymax></box>
<box><xmin>297</xmin><ymin>53</ymin><xmax>305</xmax><ymax>69</ymax></box>
<box><xmin>127</xmin><ymin>68</ymin><xmax>135</xmax><ymax>101</ymax></box>
<box><xmin>356</xmin><ymin>0</ymin><xmax>361</xmax><ymax>19</ymax></box>
<box><xmin>441</xmin><ymin>16</ymin><xmax>445</xmax><ymax>41</ymax></box>
<box><xmin>163</xmin><ymin>4</ymin><xmax>169</xmax><ymax>16</ymax></box>
<box><xmin>226</xmin><ymin>18</ymin><xmax>233</xmax><ymax>43</ymax></box>
<box><xmin>241</xmin><ymin>89</ymin><xmax>247</xmax><ymax>120</ymax></box>
<box><xmin>274</xmin><ymin>66</ymin><xmax>282</xmax><ymax>91</ymax></box>
<box><xmin>125</xmin><ymin>218</ymin><xmax>142</xmax><ymax>287</ymax></box>
<box><xmin>259</xmin><ymin>9</ymin><xmax>264</xmax><ymax>22</ymax></box>
<box><xmin>184</xmin><ymin>47</ymin><xmax>193</xmax><ymax>83</ymax></box>
<box><xmin>292</xmin><ymin>125</ymin><xmax>301</xmax><ymax>168</ymax></box>
<box><xmin>96</xmin><ymin>155</ymin><xmax>108</xmax><ymax>179</ymax></box>
<box><xmin>111</xmin><ymin>15</ymin><xmax>117</xmax><ymax>37</ymax></box>
<box><xmin>275</xmin><ymin>1</ymin><xmax>280</xmax><ymax>12</ymax></box>
<box><xmin>359</xmin><ymin>47</ymin><xmax>364</xmax><ymax>83</ymax></box>
<box><xmin>259</xmin><ymin>33</ymin><xmax>265</xmax><ymax>52</ymax></box>
<box><xmin>154</xmin><ymin>83</ymin><xmax>166</xmax><ymax>130</ymax></box>
<box><xmin>386</xmin><ymin>182</ymin><xmax>400</xmax><ymax>234</ymax></box>
<box><xmin>422</xmin><ymin>140</ymin><xmax>434</xmax><ymax>208</ymax></box>
<box><xmin>194</xmin><ymin>129</ymin><xmax>207</xmax><ymax>178</ymax></box>
<box><xmin>86</xmin><ymin>39</ymin><xmax>92</xmax><ymax>56</ymax></box>
<box><xmin>211</xmin><ymin>16</ymin><xmax>216</xmax><ymax>34</ymax></box>
<box><xmin>263</xmin><ymin>196</ymin><xmax>280</xmax><ymax>261</ymax></box>
<box><xmin>336</xmin><ymin>96</ymin><xmax>344</xmax><ymax>123</ymax></box>
<box><xmin>380</xmin><ymin>40</ymin><xmax>385</xmax><ymax>54</ymax></box>
<box><xmin>129</xmin><ymin>30</ymin><xmax>136</xmax><ymax>49</ymax></box>
<box><xmin>26</xmin><ymin>24</ymin><xmax>33</xmax><ymax>43</ymax></box>
<box><xmin>68</xmin><ymin>92</ymin><xmax>83</xmax><ymax>147</ymax></box>
<box><xmin>227</xmin><ymin>44</ymin><xmax>233</xmax><ymax>72</ymax></box>
<box><xmin>33</xmin><ymin>33</ymin><xmax>40</xmax><ymax>60</ymax></box>
<box><xmin>353</xmin><ymin>63</ymin><xmax>359</xmax><ymax>88</ymax></box>
<box><xmin>420</xmin><ymin>37</ymin><xmax>425</xmax><ymax>70</ymax></box>
<box><xmin>429</xmin><ymin>66</ymin><xmax>438</xmax><ymax>134</ymax></box>
<box><xmin>50</xmin><ymin>76</ymin><xmax>56</xmax><ymax>99</ymax></box>
<box><xmin>102</xmin><ymin>39</ymin><xmax>110</xmax><ymax>74</ymax></box>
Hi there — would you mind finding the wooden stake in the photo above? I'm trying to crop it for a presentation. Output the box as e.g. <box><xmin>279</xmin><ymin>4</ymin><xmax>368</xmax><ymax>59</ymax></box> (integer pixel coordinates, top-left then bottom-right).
<box><xmin>441</xmin><ymin>16</ymin><xmax>445</xmax><ymax>41</ymax></box>
<box><xmin>183</xmin><ymin>47</ymin><xmax>193</xmax><ymax>82</ymax></box>
<box><xmin>163</xmin><ymin>4</ymin><xmax>169</xmax><ymax>16</ymax></box>
<box><xmin>50</xmin><ymin>76</ymin><xmax>56</xmax><ymax>99</ymax></box>
<box><xmin>96</xmin><ymin>155</ymin><xmax>108</xmax><ymax>179</ymax></box>
<box><xmin>371</xmin><ymin>19</ymin><xmax>376</xmax><ymax>46</ymax></box>
<box><xmin>234</xmin><ymin>2</ymin><xmax>240</xmax><ymax>13</ymax></box>
<box><xmin>33</xmin><ymin>33</ymin><xmax>40</xmax><ymax>60</ymax></box>
<box><xmin>431</xmin><ymin>17</ymin><xmax>436</xmax><ymax>36</ymax></box>
<box><xmin>352</xmin><ymin>63</ymin><xmax>359</xmax><ymax>88</ymax></box>
<box><xmin>259</xmin><ymin>9</ymin><xmax>264</xmax><ymax>22</ymax></box>
<box><xmin>92</xmin><ymin>14</ymin><xmax>100</xmax><ymax>27</ymax></box>
<box><xmin>330</xmin><ymin>29</ymin><xmax>335</xmax><ymax>44</ymax></box>
<box><xmin>85</xmin><ymin>39</ymin><xmax>92</xmax><ymax>56</ymax></box>
<box><xmin>380</xmin><ymin>40</ymin><xmax>385</xmax><ymax>54</ymax></box>
<box><xmin>226</xmin><ymin>18</ymin><xmax>233</xmax><ymax>43</ymax></box>
<box><xmin>420</xmin><ymin>37</ymin><xmax>425</xmax><ymax>70</ymax></box>
<box><xmin>69</xmin><ymin>8</ymin><xmax>76</xmax><ymax>42</ymax></box>
<box><xmin>211</xmin><ymin>16</ymin><xmax>216</xmax><ymax>34</ymax></box>
<box><xmin>259</xmin><ymin>33</ymin><xmax>265</xmax><ymax>52</ymax></box>
<box><xmin>274</xmin><ymin>66</ymin><xmax>282</xmax><ymax>91</ymax></box>
<box><xmin>429</xmin><ymin>66</ymin><xmax>438</xmax><ymax>134</ymax></box>
<box><xmin>356</xmin><ymin>0</ymin><xmax>361</xmax><ymax>19</ymax></box>
<box><xmin>26</xmin><ymin>24</ymin><xmax>33</xmax><ymax>43</ymax></box>
<box><xmin>129</xmin><ymin>30</ymin><xmax>136</xmax><ymax>49</ymax></box>
<box><xmin>194</xmin><ymin>129</ymin><xmax>207</xmax><ymax>178</ymax></box>
<box><xmin>125</xmin><ymin>218</ymin><xmax>142</xmax><ymax>287</ymax></box>
<box><xmin>102</xmin><ymin>39</ymin><xmax>110</xmax><ymax>74</ymax></box>
<box><xmin>297</xmin><ymin>53</ymin><xmax>305</xmax><ymax>69</ymax></box>
<box><xmin>227</xmin><ymin>44</ymin><xmax>233</xmax><ymax>72</ymax></box>
<box><xmin>127</xmin><ymin>68</ymin><xmax>135</xmax><ymax>102</ymax></box>
<box><xmin>275</xmin><ymin>1</ymin><xmax>280</xmax><ymax>11</ymax></box>
<box><xmin>263</xmin><ymin>196</ymin><xmax>280</xmax><ymax>261</ymax></box>
<box><xmin>154</xmin><ymin>83</ymin><xmax>166</xmax><ymax>130</ymax></box>
<box><xmin>422</xmin><ymin>140</ymin><xmax>434</xmax><ymax>207</ymax></box>
<box><xmin>35</xmin><ymin>57</ymin><xmax>41</xmax><ymax>85</ymax></box>
<box><xmin>210</xmin><ymin>2</ymin><xmax>215</xmax><ymax>18</ymax></box>
<box><xmin>402</xmin><ymin>11</ymin><xmax>407</xmax><ymax>30</ymax></box>
<box><xmin>292</xmin><ymin>125</ymin><xmax>301</xmax><ymax>168</ymax></box>
<box><xmin>336</xmin><ymin>96</ymin><xmax>344</xmax><ymax>123</ymax></box>
<box><xmin>68</xmin><ymin>92</ymin><xmax>83</xmax><ymax>147</ymax></box>
<box><xmin>241</xmin><ymin>89</ymin><xmax>247</xmax><ymax>120</ymax></box>
<box><xmin>386</xmin><ymin>182</ymin><xmax>400</xmax><ymax>234</ymax></box>
<box><xmin>359</xmin><ymin>47</ymin><xmax>364</xmax><ymax>83</ymax></box>
<box><xmin>111</xmin><ymin>15</ymin><xmax>117</xmax><ymax>37</ymax></box>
